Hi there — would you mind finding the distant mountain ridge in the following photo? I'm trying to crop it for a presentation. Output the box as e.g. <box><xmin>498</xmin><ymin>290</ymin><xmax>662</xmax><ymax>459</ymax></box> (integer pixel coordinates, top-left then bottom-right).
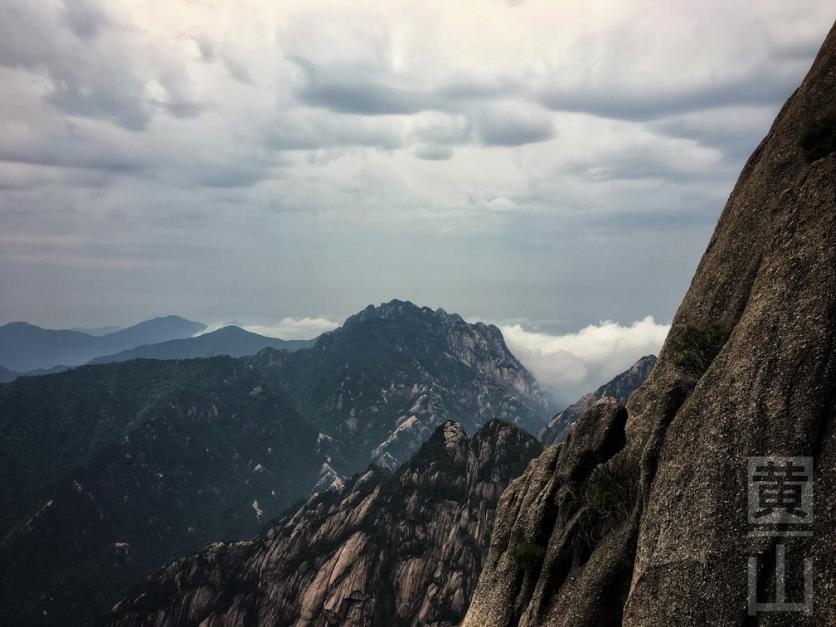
<box><xmin>0</xmin><ymin>315</ymin><xmax>206</xmax><ymax>372</ymax></box>
<box><xmin>107</xmin><ymin>420</ymin><xmax>543</xmax><ymax>627</ymax></box>
<box><xmin>0</xmin><ymin>299</ymin><xmax>554</xmax><ymax>625</ymax></box>
<box><xmin>0</xmin><ymin>357</ymin><xmax>331</xmax><ymax>626</ymax></box>
<box><xmin>539</xmin><ymin>355</ymin><xmax>656</xmax><ymax>444</ymax></box>
<box><xmin>89</xmin><ymin>325</ymin><xmax>314</xmax><ymax>365</ymax></box>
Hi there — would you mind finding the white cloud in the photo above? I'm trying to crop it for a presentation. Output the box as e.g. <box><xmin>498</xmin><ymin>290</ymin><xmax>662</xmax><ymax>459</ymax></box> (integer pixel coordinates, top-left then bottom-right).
<box><xmin>500</xmin><ymin>316</ymin><xmax>670</xmax><ymax>407</ymax></box>
<box><xmin>1</xmin><ymin>0</ymin><xmax>832</xmax><ymax>327</ymax></box>
<box><xmin>244</xmin><ymin>317</ymin><xmax>341</xmax><ymax>340</ymax></box>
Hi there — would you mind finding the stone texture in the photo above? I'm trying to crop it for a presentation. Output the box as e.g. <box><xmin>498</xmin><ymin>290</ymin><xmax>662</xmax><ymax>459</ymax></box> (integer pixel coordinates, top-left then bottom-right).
<box><xmin>106</xmin><ymin>420</ymin><xmax>542</xmax><ymax>627</ymax></box>
<box><xmin>464</xmin><ymin>21</ymin><xmax>836</xmax><ymax>627</ymax></box>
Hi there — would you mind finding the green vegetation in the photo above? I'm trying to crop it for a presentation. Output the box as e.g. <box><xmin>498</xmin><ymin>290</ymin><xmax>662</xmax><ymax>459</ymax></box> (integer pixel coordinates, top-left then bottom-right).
<box><xmin>574</xmin><ymin>453</ymin><xmax>641</xmax><ymax>553</ymax></box>
<box><xmin>800</xmin><ymin>115</ymin><xmax>836</xmax><ymax>163</ymax></box>
<box><xmin>671</xmin><ymin>324</ymin><xmax>729</xmax><ymax>377</ymax></box>
<box><xmin>509</xmin><ymin>542</ymin><xmax>547</xmax><ymax>570</ymax></box>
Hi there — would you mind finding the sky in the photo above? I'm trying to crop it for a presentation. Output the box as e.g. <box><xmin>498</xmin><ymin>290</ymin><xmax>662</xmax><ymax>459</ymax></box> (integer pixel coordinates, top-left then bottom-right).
<box><xmin>1</xmin><ymin>1</ymin><xmax>833</xmax><ymax>402</ymax></box>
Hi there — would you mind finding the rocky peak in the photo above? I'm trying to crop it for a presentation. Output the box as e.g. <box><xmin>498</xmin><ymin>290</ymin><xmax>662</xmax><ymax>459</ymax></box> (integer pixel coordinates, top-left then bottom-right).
<box><xmin>463</xmin><ymin>22</ymin><xmax>836</xmax><ymax>627</ymax></box>
<box><xmin>342</xmin><ymin>299</ymin><xmax>464</xmax><ymax>327</ymax></box>
<box><xmin>107</xmin><ymin>420</ymin><xmax>543</xmax><ymax>627</ymax></box>
<box><xmin>252</xmin><ymin>300</ymin><xmax>554</xmax><ymax>471</ymax></box>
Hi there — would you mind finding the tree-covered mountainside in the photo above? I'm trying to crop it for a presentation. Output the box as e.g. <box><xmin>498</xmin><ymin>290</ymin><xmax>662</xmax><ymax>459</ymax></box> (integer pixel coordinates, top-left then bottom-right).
<box><xmin>0</xmin><ymin>358</ymin><xmax>328</xmax><ymax>626</ymax></box>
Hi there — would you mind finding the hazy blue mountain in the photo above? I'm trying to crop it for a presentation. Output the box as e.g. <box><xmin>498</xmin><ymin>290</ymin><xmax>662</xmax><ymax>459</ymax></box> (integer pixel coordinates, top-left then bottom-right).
<box><xmin>68</xmin><ymin>326</ymin><xmax>123</xmax><ymax>336</ymax></box>
<box><xmin>0</xmin><ymin>315</ymin><xmax>205</xmax><ymax>372</ymax></box>
<box><xmin>0</xmin><ymin>300</ymin><xmax>552</xmax><ymax>625</ymax></box>
<box><xmin>89</xmin><ymin>325</ymin><xmax>315</xmax><ymax>365</ymax></box>
<box><xmin>0</xmin><ymin>365</ymin><xmax>17</xmax><ymax>383</ymax></box>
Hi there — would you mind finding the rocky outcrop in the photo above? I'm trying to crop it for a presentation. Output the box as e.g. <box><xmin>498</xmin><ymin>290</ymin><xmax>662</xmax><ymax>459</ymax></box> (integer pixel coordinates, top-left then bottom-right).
<box><xmin>464</xmin><ymin>21</ymin><xmax>836</xmax><ymax>627</ymax></box>
<box><xmin>540</xmin><ymin>356</ymin><xmax>656</xmax><ymax>445</ymax></box>
<box><xmin>107</xmin><ymin>420</ymin><xmax>542</xmax><ymax>627</ymax></box>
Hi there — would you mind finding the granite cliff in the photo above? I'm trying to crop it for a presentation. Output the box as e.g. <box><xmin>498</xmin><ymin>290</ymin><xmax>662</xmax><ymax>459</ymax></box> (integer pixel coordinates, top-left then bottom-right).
<box><xmin>463</xmin><ymin>21</ymin><xmax>836</xmax><ymax>627</ymax></box>
<box><xmin>107</xmin><ymin>420</ymin><xmax>542</xmax><ymax>626</ymax></box>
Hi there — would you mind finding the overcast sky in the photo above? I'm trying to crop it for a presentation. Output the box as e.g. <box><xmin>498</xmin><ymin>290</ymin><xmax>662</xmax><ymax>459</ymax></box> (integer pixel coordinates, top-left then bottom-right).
<box><xmin>1</xmin><ymin>1</ymin><xmax>832</xmax><ymax>400</ymax></box>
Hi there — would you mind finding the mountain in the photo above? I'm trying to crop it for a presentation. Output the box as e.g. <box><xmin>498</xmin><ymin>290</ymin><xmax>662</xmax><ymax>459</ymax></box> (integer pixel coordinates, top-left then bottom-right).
<box><xmin>0</xmin><ymin>358</ymin><xmax>329</xmax><ymax>626</ymax></box>
<box><xmin>69</xmin><ymin>326</ymin><xmax>123</xmax><ymax>336</ymax></box>
<box><xmin>89</xmin><ymin>325</ymin><xmax>314</xmax><ymax>365</ymax></box>
<box><xmin>539</xmin><ymin>355</ymin><xmax>656</xmax><ymax>444</ymax></box>
<box><xmin>0</xmin><ymin>315</ymin><xmax>205</xmax><ymax>372</ymax></box>
<box><xmin>251</xmin><ymin>299</ymin><xmax>555</xmax><ymax>470</ymax></box>
<box><xmin>463</xmin><ymin>23</ymin><xmax>836</xmax><ymax>627</ymax></box>
<box><xmin>107</xmin><ymin>420</ymin><xmax>542</xmax><ymax>627</ymax></box>
<box><xmin>0</xmin><ymin>365</ymin><xmax>17</xmax><ymax>383</ymax></box>
<box><xmin>0</xmin><ymin>300</ymin><xmax>551</xmax><ymax>625</ymax></box>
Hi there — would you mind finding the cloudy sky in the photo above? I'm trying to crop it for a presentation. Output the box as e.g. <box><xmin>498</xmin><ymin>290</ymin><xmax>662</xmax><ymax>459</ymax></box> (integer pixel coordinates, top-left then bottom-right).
<box><xmin>1</xmin><ymin>1</ymin><xmax>832</xmax><ymax>400</ymax></box>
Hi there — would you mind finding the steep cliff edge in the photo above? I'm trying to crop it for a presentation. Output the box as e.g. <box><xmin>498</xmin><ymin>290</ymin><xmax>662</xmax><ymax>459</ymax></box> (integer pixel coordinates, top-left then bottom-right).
<box><xmin>107</xmin><ymin>420</ymin><xmax>542</xmax><ymax>626</ymax></box>
<box><xmin>464</xmin><ymin>21</ymin><xmax>836</xmax><ymax>627</ymax></box>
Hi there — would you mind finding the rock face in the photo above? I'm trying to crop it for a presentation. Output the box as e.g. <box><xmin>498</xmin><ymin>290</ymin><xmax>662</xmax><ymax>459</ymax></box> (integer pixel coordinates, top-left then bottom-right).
<box><xmin>253</xmin><ymin>299</ymin><xmax>554</xmax><ymax>470</ymax></box>
<box><xmin>464</xmin><ymin>22</ymin><xmax>836</xmax><ymax>627</ymax></box>
<box><xmin>540</xmin><ymin>356</ymin><xmax>656</xmax><ymax>445</ymax></box>
<box><xmin>106</xmin><ymin>420</ymin><xmax>542</xmax><ymax>627</ymax></box>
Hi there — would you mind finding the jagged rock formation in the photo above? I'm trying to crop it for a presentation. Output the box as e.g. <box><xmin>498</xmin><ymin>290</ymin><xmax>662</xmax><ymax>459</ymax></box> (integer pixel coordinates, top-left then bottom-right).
<box><xmin>106</xmin><ymin>420</ymin><xmax>542</xmax><ymax>627</ymax></box>
<box><xmin>540</xmin><ymin>356</ymin><xmax>656</xmax><ymax>445</ymax></box>
<box><xmin>253</xmin><ymin>299</ymin><xmax>554</xmax><ymax>470</ymax></box>
<box><xmin>464</xmin><ymin>22</ymin><xmax>836</xmax><ymax>627</ymax></box>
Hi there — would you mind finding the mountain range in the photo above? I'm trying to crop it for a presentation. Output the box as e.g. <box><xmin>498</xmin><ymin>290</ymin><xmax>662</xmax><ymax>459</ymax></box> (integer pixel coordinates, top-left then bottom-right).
<box><xmin>100</xmin><ymin>21</ymin><xmax>836</xmax><ymax>627</ymax></box>
<box><xmin>0</xmin><ymin>318</ymin><xmax>314</xmax><ymax>379</ymax></box>
<box><xmin>0</xmin><ymin>299</ymin><xmax>556</xmax><ymax>625</ymax></box>
<box><xmin>0</xmin><ymin>316</ymin><xmax>205</xmax><ymax>372</ymax></box>
<box><xmin>88</xmin><ymin>325</ymin><xmax>315</xmax><ymax>365</ymax></box>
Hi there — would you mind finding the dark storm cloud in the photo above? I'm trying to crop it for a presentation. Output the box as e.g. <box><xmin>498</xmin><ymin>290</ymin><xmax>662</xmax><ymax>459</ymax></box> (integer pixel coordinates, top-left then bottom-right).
<box><xmin>60</xmin><ymin>0</ymin><xmax>109</xmax><ymax>40</ymax></box>
<box><xmin>291</xmin><ymin>57</ymin><xmax>523</xmax><ymax>119</ymax></box>
<box><xmin>474</xmin><ymin>109</ymin><xmax>554</xmax><ymax>146</ymax></box>
<box><xmin>413</xmin><ymin>145</ymin><xmax>454</xmax><ymax>160</ymax></box>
